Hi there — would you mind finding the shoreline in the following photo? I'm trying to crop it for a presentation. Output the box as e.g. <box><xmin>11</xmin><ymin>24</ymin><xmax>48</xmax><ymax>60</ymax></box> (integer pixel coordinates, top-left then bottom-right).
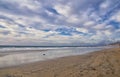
<box><xmin>0</xmin><ymin>48</ymin><xmax>120</xmax><ymax>77</ymax></box>
<box><xmin>0</xmin><ymin>47</ymin><xmax>109</xmax><ymax>68</ymax></box>
<box><xmin>0</xmin><ymin>47</ymin><xmax>117</xmax><ymax>69</ymax></box>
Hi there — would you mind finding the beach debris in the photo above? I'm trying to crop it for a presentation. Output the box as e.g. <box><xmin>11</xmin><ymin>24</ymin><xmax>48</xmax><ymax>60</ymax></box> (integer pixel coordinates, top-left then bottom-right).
<box><xmin>43</xmin><ymin>54</ymin><xmax>46</xmax><ymax>55</ymax></box>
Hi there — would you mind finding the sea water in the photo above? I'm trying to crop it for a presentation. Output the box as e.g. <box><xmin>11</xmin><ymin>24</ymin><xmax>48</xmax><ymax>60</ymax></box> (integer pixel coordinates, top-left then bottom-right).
<box><xmin>0</xmin><ymin>46</ymin><xmax>110</xmax><ymax>68</ymax></box>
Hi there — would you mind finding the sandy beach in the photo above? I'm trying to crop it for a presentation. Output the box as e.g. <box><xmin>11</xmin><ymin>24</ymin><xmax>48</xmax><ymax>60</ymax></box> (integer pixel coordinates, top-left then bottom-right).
<box><xmin>0</xmin><ymin>0</ymin><xmax>120</xmax><ymax>77</ymax></box>
<box><xmin>0</xmin><ymin>48</ymin><xmax>120</xmax><ymax>77</ymax></box>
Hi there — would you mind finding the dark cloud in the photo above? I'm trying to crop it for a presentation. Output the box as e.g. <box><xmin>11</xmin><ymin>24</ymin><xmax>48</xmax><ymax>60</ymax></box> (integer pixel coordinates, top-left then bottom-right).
<box><xmin>1</xmin><ymin>31</ymin><xmax>10</xmax><ymax>35</ymax></box>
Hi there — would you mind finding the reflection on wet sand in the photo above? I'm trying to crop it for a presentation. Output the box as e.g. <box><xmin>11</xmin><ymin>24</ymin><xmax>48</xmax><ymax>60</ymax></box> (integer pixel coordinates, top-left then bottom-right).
<box><xmin>0</xmin><ymin>47</ymin><xmax>107</xmax><ymax>68</ymax></box>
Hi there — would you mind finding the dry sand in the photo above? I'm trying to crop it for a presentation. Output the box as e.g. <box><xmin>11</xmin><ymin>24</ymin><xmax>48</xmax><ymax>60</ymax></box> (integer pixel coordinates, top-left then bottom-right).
<box><xmin>0</xmin><ymin>48</ymin><xmax>120</xmax><ymax>77</ymax></box>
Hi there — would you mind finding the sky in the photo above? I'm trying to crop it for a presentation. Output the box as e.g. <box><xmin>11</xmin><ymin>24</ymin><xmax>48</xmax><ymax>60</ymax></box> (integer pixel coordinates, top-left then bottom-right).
<box><xmin>0</xmin><ymin>0</ymin><xmax>120</xmax><ymax>46</ymax></box>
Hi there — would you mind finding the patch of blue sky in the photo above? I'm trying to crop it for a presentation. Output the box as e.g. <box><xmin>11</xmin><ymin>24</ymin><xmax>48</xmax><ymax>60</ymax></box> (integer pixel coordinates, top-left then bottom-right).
<box><xmin>46</xmin><ymin>7</ymin><xmax>60</xmax><ymax>15</ymax></box>
<box><xmin>108</xmin><ymin>21</ymin><xmax>120</xmax><ymax>29</ymax></box>
<box><xmin>43</xmin><ymin>29</ymin><xmax>51</xmax><ymax>32</ymax></box>
<box><xmin>0</xmin><ymin>25</ymin><xmax>6</xmax><ymax>28</ymax></box>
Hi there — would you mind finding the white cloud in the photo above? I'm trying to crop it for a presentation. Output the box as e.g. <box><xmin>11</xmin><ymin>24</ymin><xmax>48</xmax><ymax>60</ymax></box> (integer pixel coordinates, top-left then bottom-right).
<box><xmin>66</xmin><ymin>15</ymin><xmax>80</xmax><ymax>24</ymax></box>
<box><xmin>84</xmin><ymin>21</ymin><xmax>95</xmax><ymax>26</ymax></box>
<box><xmin>76</xmin><ymin>28</ymin><xmax>88</xmax><ymax>33</ymax></box>
<box><xmin>93</xmin><ymin>23</ymin><xmax>106</xmax><ymax>30</ymax></box>
<box><xmin>54</xmin><ymin>4</ymin><xmax>71</xmax><ymax>17</ymax></box>
<box><xmin>111</xmin><ymin>11</ymin><xmax>120</xmax><ymax>22</ymax></box>
<box><xmin>0</xmin><ymin>0</ymin><xmax>119</xmax><ymax>45</ymax></box>
<box><xmin>100</xmin><ymin>0</ymin><xmax>110</xmax><ymax>9</ymax></box>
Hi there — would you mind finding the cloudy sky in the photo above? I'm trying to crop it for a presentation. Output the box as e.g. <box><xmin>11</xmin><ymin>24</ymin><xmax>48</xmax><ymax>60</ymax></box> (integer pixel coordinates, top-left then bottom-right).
<box><xmin>0</xmin><ymin>0</ymin><xmax>120</xmax><ymax>46</ymax></box>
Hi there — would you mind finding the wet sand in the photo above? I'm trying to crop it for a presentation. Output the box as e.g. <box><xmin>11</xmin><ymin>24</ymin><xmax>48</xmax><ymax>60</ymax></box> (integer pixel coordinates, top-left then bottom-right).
<box><xmin>0</xmin><ymin>48</ymin><xmax>120</xmax><ymax>77</ymax></box>
<box><xmin>0</xmin><ymin>50</ymin><xmax>47</xmax><ymax>57</ymax></box>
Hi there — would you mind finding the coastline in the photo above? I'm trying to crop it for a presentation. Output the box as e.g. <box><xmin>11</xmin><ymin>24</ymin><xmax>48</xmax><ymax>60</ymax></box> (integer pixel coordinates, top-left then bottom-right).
<box><xmin>0</xmin><ymin>48</ymin><xmax>120</xmax><ymax>77</ymax></box>
<box><xmin>0</xmin><ymin>47</ymin><xmax>108</xmax><ymax>68</ymax></box>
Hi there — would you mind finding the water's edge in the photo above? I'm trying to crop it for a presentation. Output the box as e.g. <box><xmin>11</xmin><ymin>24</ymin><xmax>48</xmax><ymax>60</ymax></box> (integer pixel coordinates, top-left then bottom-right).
<box><xmin>0</xmin><ymin>47</ymin><xmax>111</xmax><ymax>68</ymax></box>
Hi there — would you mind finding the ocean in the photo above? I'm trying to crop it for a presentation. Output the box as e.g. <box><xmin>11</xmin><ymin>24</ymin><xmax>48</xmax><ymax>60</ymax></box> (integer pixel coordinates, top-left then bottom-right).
<box><xmin>0</xmin><ymin>46</ymin><xmax>110</xmax><ymax>68</ymax></box>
